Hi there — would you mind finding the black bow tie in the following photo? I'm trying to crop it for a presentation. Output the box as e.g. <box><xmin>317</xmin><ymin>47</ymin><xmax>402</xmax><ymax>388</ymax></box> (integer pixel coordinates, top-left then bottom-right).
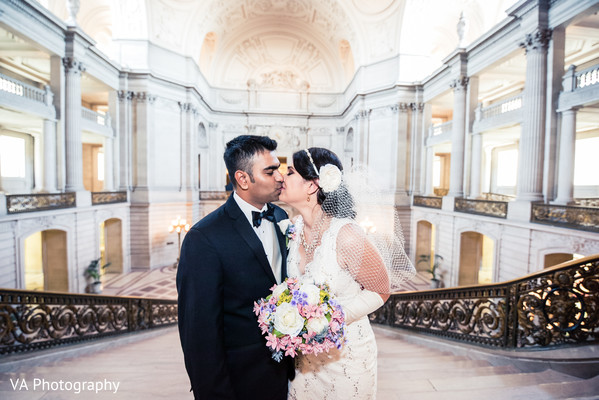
<box><xmin>252</xmin><ymin>205</ymin><xmax>276</xmax><ymax>227</ymax></box>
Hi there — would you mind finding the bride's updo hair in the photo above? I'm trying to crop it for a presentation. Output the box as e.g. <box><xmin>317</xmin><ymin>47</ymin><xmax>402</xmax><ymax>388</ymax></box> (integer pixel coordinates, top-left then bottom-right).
<box><xmin>292</xmin><ymin>147</ymin><xmax>356</xmax><ymax>219</ymax></box>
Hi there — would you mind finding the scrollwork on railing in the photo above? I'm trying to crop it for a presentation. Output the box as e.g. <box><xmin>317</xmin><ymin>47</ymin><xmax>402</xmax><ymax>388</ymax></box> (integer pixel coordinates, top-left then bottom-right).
<box><xmin>370</xmin><ymin>256</ymin><xmax>599</xmax><ymax>349</ymax></box>
<box><xmin>199</xmin><ymin>191</ymin><xmax>230</xmax><ymax>200</ymax></box>
<box><xmin>455</xmin><ymin>197</ymin><xmax>508</xmax><ymax>219</ymax></box>
<box><xmin>6</xmin><ymin>193</ymin><xmax>76</xmax><ymax>214</ymax></box>
<box><xmin>91</xmin><ymin>191</ymin><xmax>128</xmax><ymax>205</ymax></box>
<box><xmin>0</xmin><ymin>290</ymin><xmax>177</xmax><ymax>355</ymax></box>
<box><xmin>575</xmin><ymin>198</ymin><xmax>599</xmax><ymax>208</ymax></box>
<box><xmin>531</xmin><ymin>203</ymin><xmax>599</xmax><ymax>233</ymax></box>
<box><xmin>413</xmin><ymin>196</ymin><xmax>442</xmax><ymax>209</ymax></box>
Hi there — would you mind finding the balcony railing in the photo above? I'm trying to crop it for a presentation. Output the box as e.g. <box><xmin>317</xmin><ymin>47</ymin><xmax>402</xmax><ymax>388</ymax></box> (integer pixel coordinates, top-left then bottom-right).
<box><xmin>477</xmin><ymin>94</ymin><xmax>523</xmax><ymax>120</ymax></box>
<box><xmin>92</xmin><ymin>191</ymin><xmax>128</xmax><ymax>205</ymax></box>
<box><xmin>429</xmin><ymin>121</ymin><xmax>452</xmax><ymax>137</ymax></box>
<box><xmin>6</xmin><ymin>192</ymin><xmax>76</xmax><ymax>214</ymax></box>
<box><xmin>370</xmin><ymin>255</ymin><xmax>599</xmax><ymax>349</ymax></box>
<box><xmin>576</xmin><ymin>64</ymin><xmax>599</xmax><ymax>89</ymax></box>
<box><xmin>81</xmin><ymin>107</ymin><xmax>111</xmax><ymax>127</ymax></box>
<box><xmin>199</xmin><ymin>190</ymin><xmax>230</xmax><ymax>200</ymax></box>
<box><xmin>0</xmin><ymin>72</ymin><xmax>49</xmax><ymax>104</ymax></box>
<box><xmin>575</xmin><ymin>198</ymin><xmax>599</xmax><ymax>208</ymax></box>
<box><xmin>455</xmin><ymin>197</ymin><xmax>508</xmax><ymax>219</ymax></box>
<box><xmin>413</xmin><ymin>195</ymin><xmax>442</xmax><ymax>209</ymax></box>
<box><xmin>0</xmin><ymin>289</ymin><xmax>177</xmax><ymax>355</ymax></box>
<box><xmin>531</xmin><ymin>203</ymin><xmax>599</xmax><ymax>233</ymax></box>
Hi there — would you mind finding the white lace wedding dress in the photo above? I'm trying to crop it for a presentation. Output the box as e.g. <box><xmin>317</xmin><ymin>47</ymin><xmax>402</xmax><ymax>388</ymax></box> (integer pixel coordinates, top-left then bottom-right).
<box><xmin>287</xmin><ymin>216</ymin><xmax>378</xmax><ymax>400</ymax></box>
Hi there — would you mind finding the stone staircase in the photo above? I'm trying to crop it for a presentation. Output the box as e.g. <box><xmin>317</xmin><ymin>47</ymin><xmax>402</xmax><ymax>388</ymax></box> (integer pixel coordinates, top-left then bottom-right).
<box><xmin>375</xmin><ymin>326</ymin><xmax>599</xmax><ymax>400</ymax></box>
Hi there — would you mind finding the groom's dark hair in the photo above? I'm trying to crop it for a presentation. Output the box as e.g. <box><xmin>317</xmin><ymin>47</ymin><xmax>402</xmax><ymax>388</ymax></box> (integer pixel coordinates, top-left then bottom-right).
<box><xmin>224</xmin><ymin>135</ymin><xmax>278</xmax><ymax>188</ymax></box>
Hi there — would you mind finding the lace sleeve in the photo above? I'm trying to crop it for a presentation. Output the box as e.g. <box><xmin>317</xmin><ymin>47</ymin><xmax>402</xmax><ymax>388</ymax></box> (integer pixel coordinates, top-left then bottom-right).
<box><xmin>336</xmin><ymin>223</ymin><xmax>391</xmax><ymax>294</ymax></box>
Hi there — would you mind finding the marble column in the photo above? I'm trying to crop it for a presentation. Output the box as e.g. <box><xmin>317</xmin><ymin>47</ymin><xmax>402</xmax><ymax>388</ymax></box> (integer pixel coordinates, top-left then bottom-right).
<box><xmin>43</xmin><ymin>118</ymin><xmax>57</xmax><ymax>192</ymax></box>
<box><xmin>394</xmin><ymin>103</ymin><xmax>410</xmax><ymax>198</ymax></box>
<box><xmin>356</xmin><ymin>110</ymin><xmax>370</xmax><ymax>164</ymax></box>
<box><xmin>448</xmin><ymin>76</ymin><xmax>469</xmax><ymax>197</ymax></box>
<box><xmin>469</xmin><ymin>133</ymin><xmax>483</xmax><ymax>198</ymax></box>
<box><xmin>63</xmin><ymin>57</ymin><xmax>85</xmax><ymax>192</ymax></box>
<box><xmin>410</xmin><ymin>102</ymin><xmax>425</xmax><ymax>195</ymax></box>
<box><xmin>516</xmin><ymin>29</ymin><xmax>551</xmax><ymax>202</ymax></box>
<box><xmin>117</xmin><ymin>90</ymin><xmax>133</xmax><ymax>191</ymax></box>
<box><xmin>103</xmin><ymin>136</ymin><xmax>114</xmax><ymax>192</ymax></box>
<box><xmin>554</xmin><ymin>107</ymin><xmax>578</xmax><ymax>204</ymax></box>
<box><xmin>424</xmin><ymin>146</ymin><xmax>434</xmax><ymax>196</ymax></box>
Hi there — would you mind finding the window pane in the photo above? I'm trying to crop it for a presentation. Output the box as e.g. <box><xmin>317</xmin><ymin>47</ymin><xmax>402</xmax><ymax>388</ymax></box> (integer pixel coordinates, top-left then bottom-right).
<box><xmin>574</xmin><ymin>137</ymin><xmax>599</xmax><ymax>186</ymax></box>
<box><xmin>0</xmin><ymin>136</ymin><xmax>26</xmax><ymax>178</ymax></box>
<box><xmin>496</xmin><ymin>149</ymin><xmax>518</xmax><ymax>187</ymax></box>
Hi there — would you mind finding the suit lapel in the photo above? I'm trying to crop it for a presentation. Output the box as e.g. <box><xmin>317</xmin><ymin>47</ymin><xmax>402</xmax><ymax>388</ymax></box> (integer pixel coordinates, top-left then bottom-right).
<box><xmin>224</xmin><ymin>195</ymin><xmax>277</xmax><ymax>285</ymax></box>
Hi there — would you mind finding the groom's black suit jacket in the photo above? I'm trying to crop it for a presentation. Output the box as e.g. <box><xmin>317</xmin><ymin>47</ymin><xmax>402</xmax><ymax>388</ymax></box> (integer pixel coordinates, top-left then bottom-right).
<box><xmin>177</xmin><ymin>194</ymin><xmax>293</xmax><ymax>399</ymax></box>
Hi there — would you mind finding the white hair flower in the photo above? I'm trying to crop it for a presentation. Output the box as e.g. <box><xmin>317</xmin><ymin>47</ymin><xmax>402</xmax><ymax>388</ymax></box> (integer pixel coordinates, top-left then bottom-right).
<box><xmin>318</xmin><ymin>164</ymin><xmax>342</xmax><ymax>193</ymax></box>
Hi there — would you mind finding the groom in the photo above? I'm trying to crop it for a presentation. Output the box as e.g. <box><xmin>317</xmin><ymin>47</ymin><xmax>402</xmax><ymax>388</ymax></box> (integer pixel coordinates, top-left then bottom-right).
<box><xmin>177</xmin><ymin>135</ymin><xmax>293</xmax><ymax>399</ymax></box>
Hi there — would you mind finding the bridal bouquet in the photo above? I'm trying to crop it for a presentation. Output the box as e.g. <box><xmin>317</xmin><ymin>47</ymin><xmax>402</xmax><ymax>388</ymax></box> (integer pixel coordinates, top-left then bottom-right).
<box><xmin>253</xmin><ymin>277</ymin><xmax>346</xmax><ymax>362</ymax></box>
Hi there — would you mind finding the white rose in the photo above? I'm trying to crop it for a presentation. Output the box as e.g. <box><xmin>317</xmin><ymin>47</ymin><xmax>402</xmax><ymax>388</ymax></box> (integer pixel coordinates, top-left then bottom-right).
<box><xmin>277</xmin><ymin>219</ymin><xmax>291</xmax><ymax>234</ymax></box>
<box><xmin>319</xmin><ymin>164</ymin><xmax>342</xmax><ymax>193</ymax></box>
<box><xmin>272</xmin><ymin>281</ymin><xmax>288</xmax><ymax>299</ymax></box>
<box><xmin>273</xmin><ymin>303</ymin><xmax>305</xmax><ymax>337</ymax></box>
<box><xmin>300</xmin><ymin>284</ymin><xmax>321</xmax><ymax>306</ymax></box>
<box><xmin>306</xmin><ymin>316</ymin><xmax>329</xmax><ymax>335</ymax></box>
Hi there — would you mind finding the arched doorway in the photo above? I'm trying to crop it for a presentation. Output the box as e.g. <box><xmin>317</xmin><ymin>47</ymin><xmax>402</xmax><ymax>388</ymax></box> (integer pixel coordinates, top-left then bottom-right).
<box><xmin>100</xmin><ymin>218</ymin><xmax>123</xmax><ymax>274</ymax></box>
<box><xmin>459</xmin><ymin>232</ymin><xmax>494</xmax><ymax>285</ymax></box>
<box><xmin>415</xmin><ymin>221</ymin><xmax>435</xmax><ymax>272</ymax></box>
<box><xmin>24</xmin><ymin>230</ymin><xmax>68</xmax><ymax>291</ymax></box>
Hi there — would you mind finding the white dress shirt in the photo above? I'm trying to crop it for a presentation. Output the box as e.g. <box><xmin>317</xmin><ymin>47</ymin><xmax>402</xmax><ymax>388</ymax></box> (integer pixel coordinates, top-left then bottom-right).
<box><xmin>233</xmin><ymin>192</ymin><xmax>282</xmax><ymax>283</ymax></box>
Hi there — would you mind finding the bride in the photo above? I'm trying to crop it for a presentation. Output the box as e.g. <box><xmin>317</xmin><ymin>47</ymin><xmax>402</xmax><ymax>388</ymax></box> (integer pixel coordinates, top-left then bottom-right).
<box><xmin>279</xmin><ymin>147</ymin><xmax>414</xmax><ymax>399</ymax></box>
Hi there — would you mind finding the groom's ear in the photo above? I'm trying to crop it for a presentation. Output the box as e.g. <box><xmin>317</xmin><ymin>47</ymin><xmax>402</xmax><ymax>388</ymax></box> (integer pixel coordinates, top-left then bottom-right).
<box><xmin>235</xmin><ymin>170</ymin><xmax>250</xmax><ymax>190</ymax></box>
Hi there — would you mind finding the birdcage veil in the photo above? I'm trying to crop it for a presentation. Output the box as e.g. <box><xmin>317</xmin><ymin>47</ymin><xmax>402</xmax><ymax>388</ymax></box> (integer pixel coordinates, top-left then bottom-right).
<box><xmin>299</xmin><ymin>149</ymin><xmax>415</xmax><ymax>294</ymax></box>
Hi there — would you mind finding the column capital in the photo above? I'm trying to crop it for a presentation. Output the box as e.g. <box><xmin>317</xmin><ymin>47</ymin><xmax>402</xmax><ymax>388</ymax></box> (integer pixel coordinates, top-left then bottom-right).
<box><xmin>354</xmin><ymin>109</ymin><xmax>370</xmax><ymax>120</ymax></box>
<box><xmin>208</xmin><ymin>122</ymin><xmax>218</xmax><ymax>129</ymax></box>
<box><xmin>136</xmin><ymin>92</ymin><xmax>156</xmax><ymax>104</ymax></box>
<box><xmin>117</xmin><ymin>90</ymin><xmax>134</xmax><ymax>101</ymax></box>
<box><xmin>390</xmin><ymin>103</ymin><xmax>410</xmax><ymax>113</ymax></box>
<box><xmin>62</xmin><ymin>57</ymin><xmax>85</xmax><ymax>74</ymax></box>
<box><xmin>336</xmin><ymin>127</ymin><xmax>345</xmax><ymax>135</ymax></box>
<box><xmin>519</xmin><ymin>28</ymin><xmax>552</xmax><ymax>53</ymax></box>
<box><xmin>450</xmin><ymin>76</ymin><xmax>469</xmax><ymax>91</ymax></box>
<box><xmin>410</xmin><ymin>102</ymin><xmax>424</xmax><ymax>112</ymax></box>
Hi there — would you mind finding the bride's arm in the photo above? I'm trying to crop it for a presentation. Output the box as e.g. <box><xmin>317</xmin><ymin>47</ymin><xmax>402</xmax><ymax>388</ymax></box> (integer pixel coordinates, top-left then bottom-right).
<box><xmin>336</xmin><ymin>224</ymin><xmax>391</xmax><ymax>324</ymax></box>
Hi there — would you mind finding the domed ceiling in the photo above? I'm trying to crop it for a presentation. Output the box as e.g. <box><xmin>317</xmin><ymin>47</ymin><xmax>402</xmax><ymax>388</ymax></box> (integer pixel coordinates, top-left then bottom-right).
<box><xmin>41</xmin><ymin>0</ymin><xmax>517</xmax><ymax>91</ymax></box>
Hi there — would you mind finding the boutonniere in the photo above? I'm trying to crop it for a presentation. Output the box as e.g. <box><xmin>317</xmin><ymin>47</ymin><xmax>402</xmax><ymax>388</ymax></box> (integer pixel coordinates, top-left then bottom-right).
<box><xmin>277</xmin><ymin>219</ymin><xmax>296</xmax><ymax>248</ymax></box>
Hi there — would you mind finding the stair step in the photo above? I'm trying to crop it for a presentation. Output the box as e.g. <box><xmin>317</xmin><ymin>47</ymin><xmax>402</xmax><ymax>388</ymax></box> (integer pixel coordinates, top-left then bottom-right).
<box><xmin>378</xmin><ymin>364</ymin><xmax>521</xmax><ymax>382</ymax></box>
<box><xmin>539</xmin><ymin>375</ymin><xmax>599</xmax><ymax>398</ymax></box>
<box><xmin>430</xmin><ymin>369</ymin><xmax>582</xmax><ymax>391</ymax></box>
<box><xmin>379</xmin><ymin>380</ymin><xmax>591</xmax><ymax>400</ymax></box>
<box><xmin>378</xmin><ymin>357</ymin><xmax>492</xmax><ymax>371</ymax></box>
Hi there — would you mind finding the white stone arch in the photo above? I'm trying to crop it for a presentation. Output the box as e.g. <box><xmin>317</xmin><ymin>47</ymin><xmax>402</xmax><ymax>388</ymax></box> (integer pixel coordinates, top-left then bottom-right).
<box><xmin>455</xmin><ymin>224</ymin><xmax>501</xmax><ymax>285</ymax></box>
<box><xmin>17</xmin><ymin>219</ymin><xmax>75</xmax><ymax>292</ymax></box>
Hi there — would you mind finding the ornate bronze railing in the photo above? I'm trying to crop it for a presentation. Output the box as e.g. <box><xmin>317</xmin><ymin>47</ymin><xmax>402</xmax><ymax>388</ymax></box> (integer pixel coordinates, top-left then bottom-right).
<box><xmin>575</xmin><ymin>198</ymin><xmax>599</xmax><ymax>208</ymax></box>
<box><xmin>91</xmin><ymin>191</ymin><xmax>128</xmax><ymax>205</ymax></box>
<box><xmin>6</xmin><ymin>193</ymin><xmax>76</xmax><ymax>214</ymax></box>
<box><xmin>370</xmin><ymin>255</ymin><xmax>599</xmax><ymax>349</ymax></box>
<box><xmin>413</xmin><ymin>195</ymin><xmax>442</xmax><ymax>209</ymax></box>
<box><xmin>480</xmin><ymin>192</ymin><xmax>515</xmax><ymax>202</ymax></box>
<box><xmin>199</xmin><ymin>190</ymin><xmax>230</xmax><ymax>200</ymax></box>
<box><xmin>455</xmin><ymin>197</ymin><xmax>508</xmax><ymax>219</ymax></box>
<box><xmin>531</xmin><ymin>203</ymin><xmax>599</xmax><ymax>233</ymax></box>
<box><xmin>434</xmin><ymin>188</ymin><xmax>448</xmax><ymax>197</ymax></box>
<box><xmin>0</xmin><ymin>289</ymin><xmax>177</xmax><ymax>355</ymax></box>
